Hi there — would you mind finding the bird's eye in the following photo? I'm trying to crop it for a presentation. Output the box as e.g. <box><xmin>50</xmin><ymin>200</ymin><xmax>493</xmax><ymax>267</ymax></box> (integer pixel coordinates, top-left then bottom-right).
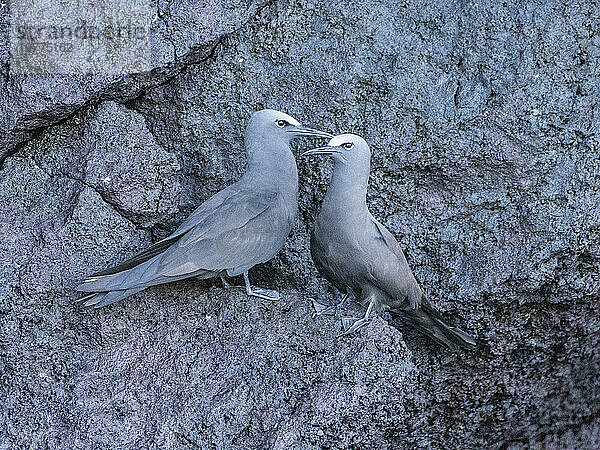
<box><xmin>275</xmin><ymin>119</ymin><xmax>287</xmax><ymax>128</ymax></box>
<box><xmin>342</xmin><ymin>142</ymin><xmax>354</xmax><ymax>150</ymax></box>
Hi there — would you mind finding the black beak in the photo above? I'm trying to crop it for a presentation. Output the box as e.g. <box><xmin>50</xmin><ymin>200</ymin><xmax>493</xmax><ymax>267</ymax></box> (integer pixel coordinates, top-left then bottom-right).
<box><xmin>301</xmin><ymin>145</ymin><xmax>341</xmax><ymax>156</ymax></box>
<box><xmin>288</xmin><ymin>125</ymin><xmax>333</xmax><ymax>139</ymax></box>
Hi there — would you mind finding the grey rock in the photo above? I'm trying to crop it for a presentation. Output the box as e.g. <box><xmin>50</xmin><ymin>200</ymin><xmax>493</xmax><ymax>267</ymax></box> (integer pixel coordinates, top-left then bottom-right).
<box><xmin>0</xmin><ymin>0</ymin><xmax>268</xmax><ymax>160</ymax></box>
<box><xmin>1</xmin><ymin>283</ymin><xmax>418</xmax><ymax>449</ymax></box>
<box><xmin>1</xmin><ymin>0</ymin><xmax>599</xmax><ymax>448</ymax></box>
<box><xmin>26</xmin><ymin>101</ymin><xmax>182</xmax><ymax>228</ymax></box>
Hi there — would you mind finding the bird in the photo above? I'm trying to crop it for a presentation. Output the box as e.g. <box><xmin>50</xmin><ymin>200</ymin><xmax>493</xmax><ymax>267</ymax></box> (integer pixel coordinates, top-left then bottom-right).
<box><xmin>302</xmin><ymin>133</ymin><xmax>476</xmax><ymax>350</ymax></box>
<box><xmin>77</xmin><ymin>109</ymin><xmax>333</xmax><ymax>308</ymax></box>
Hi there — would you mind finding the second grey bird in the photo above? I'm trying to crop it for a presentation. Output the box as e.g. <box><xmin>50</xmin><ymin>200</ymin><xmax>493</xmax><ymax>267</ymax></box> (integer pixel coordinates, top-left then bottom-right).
<box><xmin>77</xmin><ymin>109</ymin><xmax>332</xmax><ymax>307</ymax></box>
<box><xmin>303</xmin><ymin>134</ymin><xmax>476</xmax><ymax>350</ymax></box>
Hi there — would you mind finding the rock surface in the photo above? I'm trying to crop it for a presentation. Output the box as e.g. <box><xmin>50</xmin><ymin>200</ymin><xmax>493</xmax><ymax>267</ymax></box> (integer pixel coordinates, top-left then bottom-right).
<box><xmin>1</xmin><ymin>0</ymin><xmax>599</xmax><ymax>448</ymax></box>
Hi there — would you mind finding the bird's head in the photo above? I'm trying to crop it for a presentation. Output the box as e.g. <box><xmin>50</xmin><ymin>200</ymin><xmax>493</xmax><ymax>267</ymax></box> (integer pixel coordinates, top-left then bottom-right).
<box><xmin>301</xmin><ymin>133</ymin><xmax>371</xmax><ymax>166</ymax></box>
<box><xmin>246</xmin><ymin>109</ymin><xmax>333</xmax><ymax>145</ymax></box>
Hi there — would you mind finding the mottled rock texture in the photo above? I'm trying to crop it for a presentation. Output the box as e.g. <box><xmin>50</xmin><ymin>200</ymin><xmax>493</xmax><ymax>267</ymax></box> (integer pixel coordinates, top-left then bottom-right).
<box><xmin>1</xmin><ymin>0</ymin><xmax>599</xmax><ymax>448</ymax></box>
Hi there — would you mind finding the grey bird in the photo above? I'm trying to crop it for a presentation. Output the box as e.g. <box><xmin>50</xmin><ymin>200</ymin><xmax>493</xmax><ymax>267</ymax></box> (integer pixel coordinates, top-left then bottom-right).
<box><xmin>303</xmin><ymin>133</ymin><xmax>476</xmax><ymax>350</ymax></box>
<box><xmin>77</xmin><ymin>109</ymin><xmax>332</xmax><ymax>308</ymax></box>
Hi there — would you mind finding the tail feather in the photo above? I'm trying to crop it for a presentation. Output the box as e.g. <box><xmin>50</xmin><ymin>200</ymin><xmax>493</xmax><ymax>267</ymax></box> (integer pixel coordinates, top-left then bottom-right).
<box><xmin>77</xmin><ymin>256</ymin><xmax>163</xmax><ymax>292</ymax></box>
<box><xmin>81</xmin><ymin>292</ymin><xmax>110</xmax><ymax>307</ymax></box>
<box><xmin>89</xmin><ymin>236</ymin><xmax>181</xmax><ymax>278</ymax></box>
<box><xmin>77</xmin><ymin>287</ymin><xmax>144</xmax><ymax>308</ymax></box>
<box><xmin>76</xmin><ymin>232</ymin><xmax>213</xmax><ymax>307</ymax></box>
<box><xmin>76</xmin><ymin>268</ymin><xmax>222</xmax><ymax>308</ymax></box>
<box><xmin>76</xmin><ymin>292</ymin><xmax>97</xmax><ymax>303</ymax></box>
<box><xmin>77</xmin><ymin>236</ymin><xmax>185</xmax><ymax>293</ymax></box>
<box><xmin>391</xmin><ymin>298</ymin><xmax>476</xmax><ymax>350</ymax></box>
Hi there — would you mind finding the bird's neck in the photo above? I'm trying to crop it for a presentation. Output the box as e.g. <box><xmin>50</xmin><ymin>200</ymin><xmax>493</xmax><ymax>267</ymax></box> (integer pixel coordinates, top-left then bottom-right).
<box><xmin>243</xmin><ymin>139</ymin><xmax>298</xmax><ymax>193</ymax></box>
<box><xmin>322</xmin><ymin>160</ymin><xmax>370</xmax><ymax>216</ymax></box>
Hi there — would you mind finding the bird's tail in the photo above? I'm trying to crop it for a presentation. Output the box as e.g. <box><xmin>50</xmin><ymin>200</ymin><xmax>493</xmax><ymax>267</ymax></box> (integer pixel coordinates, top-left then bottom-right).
<box><xmin>76</xmin><ymin>287</ymin><xmax>144</xmax><ymax>308</ymax></box>
<box><xmin>390</xmin><ymin>298</ymin><xmax>476</xmax><ymax>351</ymax></box>
<box><xmin>76</xmin><ymin>266</ymin><xmax>220</xmax><ymax>308</ymax></box>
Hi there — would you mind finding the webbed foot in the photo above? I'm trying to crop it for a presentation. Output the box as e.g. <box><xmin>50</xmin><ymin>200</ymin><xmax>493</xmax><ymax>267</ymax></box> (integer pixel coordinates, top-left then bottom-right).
<box><xmin>248</xmin><ymin>286</ymin><xmax>280</xmax><ymax>300</ymax></box>
<box><xmin>337</xmin><ymin>297</ymin><xmax>375</xmax><ymax>337</ymax></box>
<box><xmin>339</xmin><ymin>316</ymin><xmax>371</xmax><ymax>335</ymax></box>
<box><xmin>311</xmin><ymin>299</ymin><xmax>337</xmax><ymax>317</ymax></box>
<box><xmin>243</xmin><ymin>271</ymin><xmax>280</xmax><ymax>300</ymax></box>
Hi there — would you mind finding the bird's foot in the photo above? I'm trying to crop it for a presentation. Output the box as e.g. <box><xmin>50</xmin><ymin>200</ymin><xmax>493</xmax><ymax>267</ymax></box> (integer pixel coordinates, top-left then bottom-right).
<box><xmin>339</xmin><ymin>316</ymin><xmax>371</xmax><ymax>336</ymax></box>
<box><xmin>311</xmin><ymin>298</ymin><xmax>337</xmax><ymax>317</ymax></box>
<box><xmin>242</xmin><ymin>271</ymin><xmax>280</xmax><ymax>300</ymax></box>
<box><xmin>338</xmin><ymin>296</ymin><xmax>375</xmax><ymax>337</ymax></box>
<box><xmin>311</xmin><ymin>294</ymin><xmax>349</xmax><ymax>318</ymax></box>
<box><xmin>247</xmin><ymin>286</ymin><xmax>281</xmax><ymax>301</ymax></box>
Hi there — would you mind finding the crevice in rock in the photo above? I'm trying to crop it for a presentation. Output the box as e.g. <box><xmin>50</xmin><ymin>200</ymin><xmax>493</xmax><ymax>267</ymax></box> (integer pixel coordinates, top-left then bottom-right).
<box><xmin>25</xmin><ymin>154</ymin><xmax>143</xmax><ymax>231</ymax></box>
<box><xmin>0</xmin><ymin>0</ymin><xmax>275</xmax><ymax>168</ymax></box>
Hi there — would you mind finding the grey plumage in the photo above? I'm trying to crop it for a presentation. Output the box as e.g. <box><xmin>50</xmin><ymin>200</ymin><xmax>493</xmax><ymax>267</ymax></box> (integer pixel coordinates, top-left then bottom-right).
<box><xmin>77</xmin><ymin>109</ymin><xmax>332</xmax><ymax>307</ymax></box>
<box><xmin>303</xmin><ymin>134</ymin><xmax>475</xmax><ymax>350</ymax></box>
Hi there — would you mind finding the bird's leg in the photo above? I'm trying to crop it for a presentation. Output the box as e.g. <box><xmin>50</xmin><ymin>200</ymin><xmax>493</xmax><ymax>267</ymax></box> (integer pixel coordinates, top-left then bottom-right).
<box><xmin>312</xmin><ymin>293</ymin><xmax>349</xmax><ymax>317</ymax></box>
<box><xmin>220</xmin><ymin>274</ymin><xmax>232</xmax><ymax>289</ymax></box>
<box><xmin>243</xmin><ymin>271</ymin><xmax>280</xmax><ymax>301</ymax></box>
<box><xmin>340</xmin><ymin>297</ymin><xmax>375</xmax><ymax>336</ymax></box>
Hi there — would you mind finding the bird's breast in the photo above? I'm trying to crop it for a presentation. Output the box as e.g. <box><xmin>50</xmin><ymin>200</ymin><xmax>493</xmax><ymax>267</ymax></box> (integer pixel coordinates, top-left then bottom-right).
<box><xmin>312</xmin><ymin>215</ymin><xmax>367</xmax><ymax>288</ymax></box>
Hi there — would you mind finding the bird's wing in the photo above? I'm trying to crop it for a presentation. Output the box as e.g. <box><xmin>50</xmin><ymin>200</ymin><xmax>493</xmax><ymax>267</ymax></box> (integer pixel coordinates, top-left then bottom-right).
<box><xmin>151</xmin><ymin>188</ymin><xmax>283</xmax><ymax>278</ymax></box>
<box><xmin>364</xmin><ymin>217</ymin><xmax>423</xmax><ymax>308</ymax></box>
<box><xmin>165</xmin><ymin>186</ymin><xmax>234</xmax><ymax>239</ymax></box>
<box><xmin>89</xmin><ymin>235</ymin><xmax>182</xmax><ymax>277</ymax></box>
<box><xmin>86</xmin><ymin>184</ymin><xmax>237</xmax><ymax>278</ymax></box>
<box><xmin>80</xmin><ymin>188</ymin><xmax>281</xmax><ymax>292</ymax></box>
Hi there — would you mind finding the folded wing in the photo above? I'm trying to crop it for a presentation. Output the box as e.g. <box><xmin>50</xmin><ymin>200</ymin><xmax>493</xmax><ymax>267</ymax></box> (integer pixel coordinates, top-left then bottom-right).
<box><xmin>365</xmin><ymin>218</ymin><xmax>423</xmax><ymax>308</ymax></box>
<box><xmin>78</xmin><ymin>188</ymin><xmax>279</xmax><ymax>293</ymax></box>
